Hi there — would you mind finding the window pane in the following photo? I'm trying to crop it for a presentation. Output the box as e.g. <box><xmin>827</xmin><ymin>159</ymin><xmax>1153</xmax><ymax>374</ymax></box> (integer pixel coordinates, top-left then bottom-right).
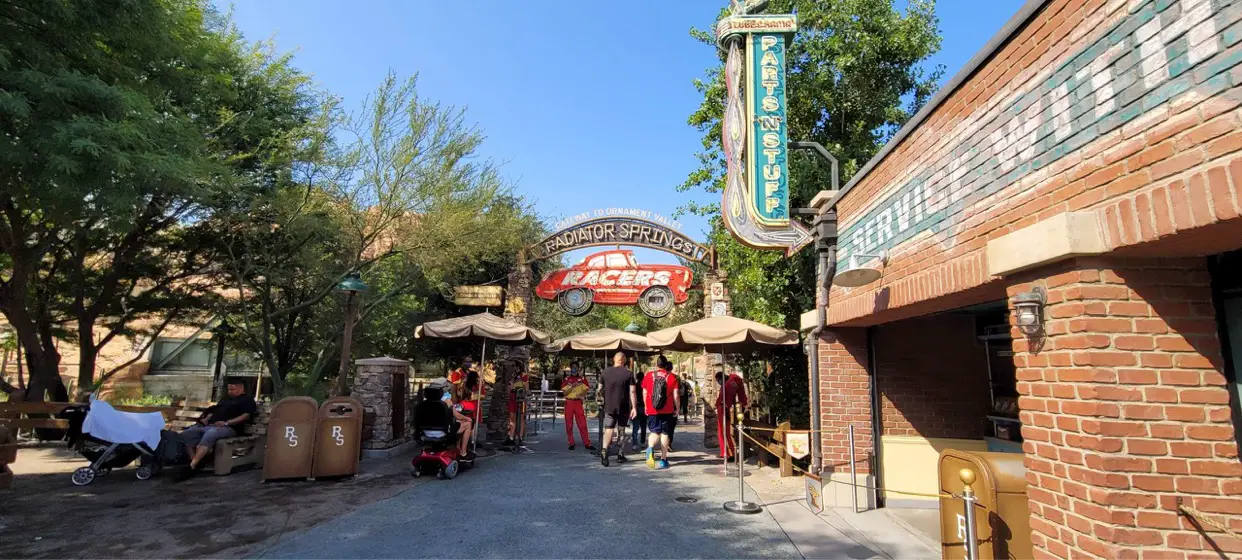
<box><xmin>177</xmin><ymin>340</ymin><xmax>212</xmax><ymax>367</ymax></box>
<box><xmin>607</xmin><ymin>254</ymin><xmax>627</xmax><ymax>267</ymax></box>
<box><xmin>152</xmin><ymin>339</ymin><xmax>184</xmax><ymax>365</ymax></box>
<box><xmin>587</xmin><ymin>256</ymin><xmax>605</xmax><ymax>268</ymax></box>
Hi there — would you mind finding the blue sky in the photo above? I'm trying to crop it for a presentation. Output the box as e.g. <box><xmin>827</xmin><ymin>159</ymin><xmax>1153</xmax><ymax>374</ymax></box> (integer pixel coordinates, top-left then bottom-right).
<box><xmin>223</xmin><ymin>0</ymin><xmax>1023</xmax><ymax>264</ymax></box>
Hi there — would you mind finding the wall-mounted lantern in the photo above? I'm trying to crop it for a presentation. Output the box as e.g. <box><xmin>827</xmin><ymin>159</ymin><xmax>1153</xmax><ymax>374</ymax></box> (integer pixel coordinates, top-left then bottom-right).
<box><xmin>1011</xmin><ymin>287</ymin><xmax>1046</xmax><ymax>336</ymax></box>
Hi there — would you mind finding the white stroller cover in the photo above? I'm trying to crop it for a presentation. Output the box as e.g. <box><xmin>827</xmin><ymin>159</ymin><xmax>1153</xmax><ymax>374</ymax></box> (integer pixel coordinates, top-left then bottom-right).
<box><xmin>82</xmin><ymin>396</ymin><xmax>165</xmax><ymax>449</ymax></box>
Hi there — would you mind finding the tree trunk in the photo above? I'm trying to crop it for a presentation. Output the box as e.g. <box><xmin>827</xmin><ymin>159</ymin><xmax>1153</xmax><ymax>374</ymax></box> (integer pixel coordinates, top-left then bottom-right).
<box><xmin>77</xmin><ymin>327</ymin><xmax>97</xmax><ymax>399</ymax></box>
<box><xmin>16</xmin><ymin>343</ymin><xmax>25</xmax><ymax>390</ymax></box>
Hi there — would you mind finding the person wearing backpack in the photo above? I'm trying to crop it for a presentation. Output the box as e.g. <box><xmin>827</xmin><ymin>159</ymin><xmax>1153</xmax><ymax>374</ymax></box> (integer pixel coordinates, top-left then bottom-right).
<box><xmin>641</xmin><ymin>355</ymin><xmax>680</xmax><ymax>470</ymax></box>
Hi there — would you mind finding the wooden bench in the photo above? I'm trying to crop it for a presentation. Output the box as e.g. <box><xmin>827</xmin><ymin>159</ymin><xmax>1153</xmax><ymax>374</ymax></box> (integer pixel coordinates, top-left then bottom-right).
<box><xmin>169</xmin><ymin>400</ymin><xmax>269</xmax><ymax>476</ymax></box>
<box><xmin>745</xmin><ymin>419</ymin><xmax>794</xmax><ymax>477</ymax></box>
<box><xmin>0</xmin><ymin>401</ymin><xmax>176</xmax><ymax>432</ymax></box>
<box><xmin>0</xmin><ymin>399</ymin><xmax>268</xmax><ymax>476</ymax></box>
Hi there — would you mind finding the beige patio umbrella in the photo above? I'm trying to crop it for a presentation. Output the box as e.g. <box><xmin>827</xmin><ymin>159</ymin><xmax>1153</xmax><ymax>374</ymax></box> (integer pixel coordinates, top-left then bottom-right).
<box><xmin>415</xmin><ymin>312</ymin><xmax>551</xmax><ymax>345</ymax></box>
<box><xmin>645</xmin><ymin>315</ymin><xmax>798</xmax><ymax>352</ymax></box>
<box><xmin>415</xmin><ymin>312</ymin><xmax>550</xmax><ymax>446</ymax></box>
<box><xmin>543</xmin><ymin>328</ymin><xmax>656</xmax><ymax>355</ymax></box>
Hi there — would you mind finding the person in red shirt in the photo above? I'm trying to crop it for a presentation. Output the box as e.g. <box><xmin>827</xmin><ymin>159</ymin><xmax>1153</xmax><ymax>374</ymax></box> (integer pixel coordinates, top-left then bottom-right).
<box><xmin>642</xmin><ymin>355</ymin><xmax>680</xmax><ymax>470</ymax></box>
<box><xmin>448</xmin><ymin>357</ymin><xmax>476</xmax><ymax>399</ymax></box>
<box><xmin>561</xmin><ymin>361</ymin><xmax>595</xmax><ymax>451</ymax></box>
<box><xmin>715</xmin><ymin>369</ymin><xmax>749</xmax><ymax>460</ymax></box>
<box><xmin>506</xmin><ymin>364</ymin><xmax>529</xmax><ymax>446</ymax></box>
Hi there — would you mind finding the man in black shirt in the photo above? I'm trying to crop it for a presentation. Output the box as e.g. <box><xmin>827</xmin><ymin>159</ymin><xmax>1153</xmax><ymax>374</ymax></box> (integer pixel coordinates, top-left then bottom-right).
<box><xmin>599</xmin><ymin>352</ymin><xmax>636</xmax><ymax>467</ymax></box>
<box><xmin>177</xmin><ymin>379</ymin><xmax>257</xmax><ymax>480</ymax></box>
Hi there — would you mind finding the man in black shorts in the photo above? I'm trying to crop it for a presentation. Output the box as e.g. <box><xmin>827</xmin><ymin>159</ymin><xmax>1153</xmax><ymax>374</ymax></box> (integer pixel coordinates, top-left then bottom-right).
<box><xmin>599</xmin><ymin>351</ymin><xmax>636</xmax><ymax>467</ymax></box>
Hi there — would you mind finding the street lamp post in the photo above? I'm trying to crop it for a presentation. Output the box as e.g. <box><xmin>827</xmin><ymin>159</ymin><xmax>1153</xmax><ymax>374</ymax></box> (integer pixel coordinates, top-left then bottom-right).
<box><xmin>211</xmin><ymin>320</ymin><xmax>234</xmax><ymax>401</ymax></box>
<box><xmin>334</xmin><ymin>271</ymin><xmax>369</xmax><ymax>397</ymax></box>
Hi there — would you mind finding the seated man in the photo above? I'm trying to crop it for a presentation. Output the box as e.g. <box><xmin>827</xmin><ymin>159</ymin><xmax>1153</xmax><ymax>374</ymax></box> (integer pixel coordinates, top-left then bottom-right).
<box><xmin>176</xmin><ymin>379</ymin><xmax>256</xmax><ymax>481</ymax></box>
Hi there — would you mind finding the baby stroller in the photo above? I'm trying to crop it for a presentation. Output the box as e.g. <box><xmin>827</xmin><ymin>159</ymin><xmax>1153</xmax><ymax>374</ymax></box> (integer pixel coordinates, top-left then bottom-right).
<box><xmin>57</xmin><ymin>398</ymin><xmax>179</xmax><ymax>486</ymax></box>
<box><xmin>410</xmin><ymin>384</ymin><xmax>475</xmax><ymax>480</ymax></box>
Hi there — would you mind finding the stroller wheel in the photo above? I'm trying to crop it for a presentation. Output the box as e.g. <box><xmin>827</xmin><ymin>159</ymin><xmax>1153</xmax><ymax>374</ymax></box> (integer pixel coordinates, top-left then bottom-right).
<box><xmin>410</xmin><ymin>467</ymin><xmax>422</xmax><ymax>478</ymax></box>
<box><xmin>135</xmin><ymin>464</ymin><xmax>156</xmax><ymax>480</ymax></box>
<box><xmin>439</xmin><ymin>460</ymin><xmax>459</xmax><ymax>480</ymax></box>
<box><xmin>71</xmin><ymin>467</ymin><xmax>97</xmax><ymax>486</ymax></box>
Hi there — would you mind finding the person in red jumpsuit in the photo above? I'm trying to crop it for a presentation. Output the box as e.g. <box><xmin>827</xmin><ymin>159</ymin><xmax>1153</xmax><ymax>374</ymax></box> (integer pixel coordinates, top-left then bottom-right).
<box><xmin>561</xmin><ymin>361</ymin><xmax>595</xmax><ymax>451</ymax></box>
<box><xmin>506</xmin><ymin>363</ymin><xmax>529</xmax><ymax>446</ymax></box>
<box><xmin>715</xmin><ymin>369</ymin><xmax>749</xmax><ymax>460</ymax></box>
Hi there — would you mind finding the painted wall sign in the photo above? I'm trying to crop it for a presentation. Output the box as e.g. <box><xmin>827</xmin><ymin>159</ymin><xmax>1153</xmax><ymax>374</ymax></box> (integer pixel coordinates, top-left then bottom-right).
<box><xmin>452</xmin><ymin>286</ymin><xmax>503</xmax><ymax>307</ymax></box>
<box><xmin>552</xmin><ymin>207</ymin><xmax>683</xmax><ymax>232</ymax></box>
<box><xmin>530</xmin><ymin>216</ymin><xmax>710</xmax><ymax>263</ymax></box>
<box><xmin>535</xmin><ymin>249</ymin><xmax>693</xmax><ymax>318</ymax></box>
<box><xmin>804</xmin><ymin>472</ymin><xmax>824</xmax><ymax>514</ymax></box>
<box><xmin>717</xmin><ymin>9</ymin><xmax>811</xmax><ymax>255</ymax></box>
<box><xmin>836</xmin><ymin>0</ymin><xmax>1232</xmax><ymax>271</ymax></box>
<box><xmin>786</xmin><ymin>431</ymin><xmax>810</xmax><ymax>459</ymax></box>
<box><xmin>747</xmin><ymin>32</ymin><xmax>791</xmax><ymax>225</ymax></box>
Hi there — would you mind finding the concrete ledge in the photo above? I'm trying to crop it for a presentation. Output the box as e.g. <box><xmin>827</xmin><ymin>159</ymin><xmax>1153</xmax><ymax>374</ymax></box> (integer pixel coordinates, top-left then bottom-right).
<box><xmin>361</xmin><ymin>439</ymin><xmax>418</xmax><ymax>459</ymax></box>
<box><xmin>355</xmin><ymin>356</ymin><xmax>411</xmax><ymax>366</ymax></box>
<box><xmin>823</xmin><ymin>471</ymin><xmax>877</xmax><ymax>510</ymax></box>
<box><xmin>799</xmin><ymin>309</ymin><xmax>817</xmax><ymax>332</ymax></box>
<box><xmin>986</xmin><ymin>212</ymin><xmax>1105</xmax><ymax>276</ymax></box>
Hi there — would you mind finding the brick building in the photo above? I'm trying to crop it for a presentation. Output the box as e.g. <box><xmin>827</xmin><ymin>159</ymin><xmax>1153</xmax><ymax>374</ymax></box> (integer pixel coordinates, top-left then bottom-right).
<box><xmin>806</xmin><ymin>0</ymin><xmax>1242</xmax><ymax>556</ymax></box>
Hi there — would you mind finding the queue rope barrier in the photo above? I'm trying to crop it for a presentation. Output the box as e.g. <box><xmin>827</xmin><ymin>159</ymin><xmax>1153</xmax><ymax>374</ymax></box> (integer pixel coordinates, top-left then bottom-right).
<box><xmin>1179</xmin><ymin>504</ymin><xmax>1242</xmax><ymax>540</ymax></box>
<box><xmin>736</xmin><ymin>429</ymin><xmax>963</xmax><ymax>501</ymax></box>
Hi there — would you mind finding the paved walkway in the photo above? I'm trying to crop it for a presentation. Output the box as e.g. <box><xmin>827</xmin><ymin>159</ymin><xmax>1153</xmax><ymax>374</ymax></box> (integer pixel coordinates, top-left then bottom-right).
<box><xmin>255</xmin><ymin>419</ymin><xmax>938</xmax><ymax>559</ymax></box>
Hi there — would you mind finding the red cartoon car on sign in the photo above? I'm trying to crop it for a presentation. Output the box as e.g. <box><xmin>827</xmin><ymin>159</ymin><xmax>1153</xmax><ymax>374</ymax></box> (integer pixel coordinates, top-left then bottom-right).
<box><xmin>536</xmin><ymin>249</ymin><xmax>693</xmax><ymax>318</ymax></box>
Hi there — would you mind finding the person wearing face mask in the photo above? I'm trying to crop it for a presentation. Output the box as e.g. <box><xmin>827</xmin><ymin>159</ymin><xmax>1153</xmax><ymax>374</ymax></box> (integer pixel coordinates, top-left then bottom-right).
<box><xmin>561</xmin><ymin>361</ymin><xmax>595</xmax><ymax>451</ymax></box>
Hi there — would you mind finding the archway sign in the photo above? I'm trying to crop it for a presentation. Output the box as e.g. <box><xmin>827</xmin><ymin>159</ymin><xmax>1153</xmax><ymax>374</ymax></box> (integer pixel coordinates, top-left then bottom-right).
<box><xmin>527</xmin><ymin>208</ymin><xmax>710</xmax><ymax>319</ymax></box>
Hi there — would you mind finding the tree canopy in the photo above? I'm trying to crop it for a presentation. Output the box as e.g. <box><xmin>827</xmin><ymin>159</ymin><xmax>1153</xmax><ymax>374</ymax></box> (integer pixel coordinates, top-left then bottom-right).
<box><xmin>0</xmin><ymin>0</ymin><xmax>545</xmax><ymax>400</ymax></box>
<box><xmin>681</xmin><ymin>0</ymin><xmax>944</xmax><ymax>423</ymax></box>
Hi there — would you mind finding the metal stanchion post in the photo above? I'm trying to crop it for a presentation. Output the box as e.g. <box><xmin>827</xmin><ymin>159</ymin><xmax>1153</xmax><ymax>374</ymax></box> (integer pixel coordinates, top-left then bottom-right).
<box><xmin>848</xmin><ymin>424</ymin><xmax>859</xmax><ymax>514</ymax></box>
<box><xmin>724</xmin><ymin>411</ymin><xmax>762</xmax><ymax>514</ymax></box>
<box><xmin>960</xmin><ymin>469</ymin><xmax>979</xmax><ymax>560</ymax></box>
<box><xmin>535</xmin><ymin>389</ymin><xmax>543</xmax><ymax>433</ymax></box>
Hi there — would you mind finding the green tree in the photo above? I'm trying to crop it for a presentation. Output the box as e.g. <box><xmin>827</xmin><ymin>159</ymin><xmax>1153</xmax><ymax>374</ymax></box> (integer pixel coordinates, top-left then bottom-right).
<box><xmin>0</xmin><ymin>0</ymin><xmax>316</xmax><ymax>399</ymax></box>
<box><xmin>220</xmin><ymin>73</ymin><xmax>541</xmax><ymax>395</ymax></box>
<box><xmin>681</xmin><ymin>0</ymin><xmax>943</xmax><ymax>424</ymax></box>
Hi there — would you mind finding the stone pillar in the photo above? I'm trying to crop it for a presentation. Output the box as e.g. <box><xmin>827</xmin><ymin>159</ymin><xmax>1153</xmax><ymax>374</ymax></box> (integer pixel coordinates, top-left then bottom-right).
<box><xmin>354</xmin><ymin>357</ymin><xmax>414</xmax><ymax>453</ymax></box>
<box><xmin>486</xmin><ymin>259</ymin><xmax>534</xmax><ymax>441</ymax></box>
<box><xmin>504</xmin><ymin>260</ymin><xmax>533</xmax><ymax>326</ymax></box>
<box><xmin>1009</xmin><ymin>258</ymin><xmax>1241</xmax><ymax>558</ymax></box>
<box><xmin>815</xmin><ymin>327</ymin><xmax>875</xmax><ymax>509</ymax></box>
<box><xmin>703</xmin><ymin>269</ymin><xmax>731</xmax><ymax>318</ymax></box>
<box><xmin>701</xmin><ymin>269</ymin><xmax>729</xmax><ymax>449</ymax></box>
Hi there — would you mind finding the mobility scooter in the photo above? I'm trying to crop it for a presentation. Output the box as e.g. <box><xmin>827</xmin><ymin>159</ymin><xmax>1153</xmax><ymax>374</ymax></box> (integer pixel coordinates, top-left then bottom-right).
<box><xmin>410</xmin><ymin>383</ymin><xmax>476</xmax><ymax>479</ymax></box>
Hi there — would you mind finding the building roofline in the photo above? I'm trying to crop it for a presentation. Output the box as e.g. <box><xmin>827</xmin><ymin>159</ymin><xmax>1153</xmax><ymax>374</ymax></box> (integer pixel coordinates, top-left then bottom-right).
<box><xmin>831</xmin><ymin>0</ymin><xmax>1051</xmax><ymax>209</ymax></box>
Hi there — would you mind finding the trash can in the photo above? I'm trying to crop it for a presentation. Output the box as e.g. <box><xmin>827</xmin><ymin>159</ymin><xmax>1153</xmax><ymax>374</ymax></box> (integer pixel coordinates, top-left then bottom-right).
<box><xmin>311</xmin><ymin>397</ymin><xmax>363</xmax><ymax>479</ymax></box>
<box><xmin>939</xmin><ymin>449</ymin><xmax>1031</xmax><ymax>560</ymax></box>
<box><xmin>262</xmin><ymin>397</ymin><xmax>319</xmax><ymax>481</ymax></box>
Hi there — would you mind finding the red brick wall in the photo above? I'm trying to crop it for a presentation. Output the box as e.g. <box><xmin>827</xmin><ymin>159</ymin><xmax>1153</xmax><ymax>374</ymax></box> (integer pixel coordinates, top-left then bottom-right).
<box><xmin>873</xmin><ymin>315</ymin><xmax>993</xmax><ymax>439</ymax></box>
<box><xmin>1010</xmin><ymin>258</ymin><xmax>1241</xmax><ymax>558</ymax></box>
<box><xmin>815</xmin><ymin>328</ymin><xmax>874</xmax><ymax>473</ymax></box>
<box><xmin>825</xmin><ymin>0</ymin><xmax>1242</xmax><ymax>326</ymax></box>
